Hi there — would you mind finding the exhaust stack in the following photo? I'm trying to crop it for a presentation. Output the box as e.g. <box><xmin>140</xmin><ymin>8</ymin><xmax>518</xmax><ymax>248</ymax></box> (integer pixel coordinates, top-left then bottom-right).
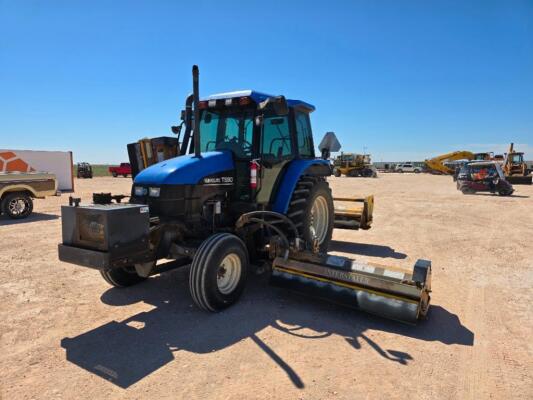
<box><xmin>192</xmin><ymin>65</ymin><xmax>201</xmax><ymax>158</ymax></box>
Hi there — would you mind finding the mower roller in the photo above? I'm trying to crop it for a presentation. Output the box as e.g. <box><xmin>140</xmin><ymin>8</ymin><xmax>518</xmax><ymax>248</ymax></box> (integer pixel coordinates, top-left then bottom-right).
<box><xmin>58</xmin><ymin>66</ymin><xmax>431</xmax><ymax>324</ymax></box>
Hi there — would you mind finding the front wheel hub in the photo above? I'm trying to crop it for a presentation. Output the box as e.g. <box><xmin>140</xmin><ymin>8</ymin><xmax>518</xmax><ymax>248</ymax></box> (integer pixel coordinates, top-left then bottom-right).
<box><xmin>217</xmin><ymin>253</ymin><xmax>242</xmax><ymax>294</ymax></box>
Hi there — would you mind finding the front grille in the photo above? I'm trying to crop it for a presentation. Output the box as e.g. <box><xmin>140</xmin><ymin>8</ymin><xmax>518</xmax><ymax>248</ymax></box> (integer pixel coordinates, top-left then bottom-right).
<box><xmin>131</xmin><ymin>184</ymin><xmax>189</xmax><ymax>218</ymax></box>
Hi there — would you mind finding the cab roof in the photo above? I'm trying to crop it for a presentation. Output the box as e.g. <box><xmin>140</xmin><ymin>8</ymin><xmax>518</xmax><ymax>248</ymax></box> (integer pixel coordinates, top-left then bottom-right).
<box><xmin>203</xmin><ymin>90</ymin><xmax>316</xmax><ymax>113</ymax></box>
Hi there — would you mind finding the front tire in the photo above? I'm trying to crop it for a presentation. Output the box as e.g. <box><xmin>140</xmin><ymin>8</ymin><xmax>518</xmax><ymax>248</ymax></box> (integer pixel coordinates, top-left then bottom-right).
<box><xmin>333</xmin><ymin>168</ymin><xmax>341</xmax><ymax>177</ymax></box>
<box><xmin>2</xmin><ymin>192</ymin><xmax>33</xmax><ymax>219</ymax></box>
<box><xmin>189</xmin><ymin>233</ymin><xmax>248</xmax><ymax>312</ymax></box>
<box><xmin>100</xmin><ymin>266</ymin><xmax>147</xmax><ymax>287</ymax></box>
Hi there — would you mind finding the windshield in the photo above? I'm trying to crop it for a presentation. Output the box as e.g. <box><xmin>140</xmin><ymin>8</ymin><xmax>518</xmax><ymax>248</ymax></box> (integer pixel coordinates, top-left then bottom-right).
<box><xmin>510</xmin><ymin>154</ymin><xmax>523</xmax><ymax>163</ymax></box>
<box><xmin>199</xmin><ymin>109</ymin><xmax>254</xmax><ymax>158</ymax></box>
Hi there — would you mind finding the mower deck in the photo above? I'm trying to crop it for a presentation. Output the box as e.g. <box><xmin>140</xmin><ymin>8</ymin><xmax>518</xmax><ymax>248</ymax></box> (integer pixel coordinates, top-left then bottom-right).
<box><xmin>271</xmin><ymin>252</ymin><xmax>431</xmax><ymax>324</ymax></box>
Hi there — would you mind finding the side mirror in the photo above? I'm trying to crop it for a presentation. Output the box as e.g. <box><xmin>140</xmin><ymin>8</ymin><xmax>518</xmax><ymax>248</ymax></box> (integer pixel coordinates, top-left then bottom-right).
<box><xmin>255</xmin><ymin>115</ymin><xmax>263</xmax><ymax>126</ymax></box>
<box><xmin>171</xmin><ymin>125</ymin><xmax>182</xmax><ymax>135</ymax></box>
<box><xmin>318</xmin><ymin>131</ymin><xmax>341</xmax><ymax>159</ymax></box>
<box><xmin>258</xmin><ymin>95</ymin><xmax>289</xmax><ymax>116</ymax></box>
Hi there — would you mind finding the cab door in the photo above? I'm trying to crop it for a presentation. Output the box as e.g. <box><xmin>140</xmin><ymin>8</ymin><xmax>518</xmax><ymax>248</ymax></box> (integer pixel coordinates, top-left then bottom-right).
<box><xmin>256</xmin><ymin>113</ymin><xmax>293</xmax><ymax>205</ymax></box>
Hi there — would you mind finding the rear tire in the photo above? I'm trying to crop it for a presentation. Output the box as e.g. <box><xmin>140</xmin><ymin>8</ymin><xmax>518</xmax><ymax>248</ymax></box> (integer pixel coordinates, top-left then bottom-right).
<box><xmin>287</xmin><ymin>177</ymin><xmax>334</xmax><ymax>253</ymax></box>
<box><xmin>333</xmin><ymin>168</ymin><xmax>341</xmax><ymax>177</ymax></box>
<box><xmin>100</xmin><ymin>266</ymin><xmax>147</xmax><ymax>287</ymax></box>
<box><xmin>2</xmin><ymin>192</ymin><xmax>33</xmax><ymax>219</ymax></box>
<box><xmin>112</xmin><ymin>172</ymin><xmax>118</xmax><ymax>177</ymax></box>
<box><xmin>123</xmin><ymin>174</ymin><xmax>128</xmax><ymax>178</ymax></box>
<box><xmin>189</xmin><ymin>233</ymin><xmax>248</xmax><ymax>312</ymax></box>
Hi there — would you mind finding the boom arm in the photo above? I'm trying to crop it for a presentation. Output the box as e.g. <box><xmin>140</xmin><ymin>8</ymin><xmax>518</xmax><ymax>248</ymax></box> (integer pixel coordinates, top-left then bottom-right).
<box><xmin>424</xmin><ymin>151</ymin><xmax>475</xmax><ymax>174</ymax></box>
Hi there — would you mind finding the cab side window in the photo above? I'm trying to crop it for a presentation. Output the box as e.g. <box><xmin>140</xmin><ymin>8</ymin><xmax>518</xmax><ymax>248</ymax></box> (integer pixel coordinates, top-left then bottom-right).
<box><xmin>295</xmin><ymin>111</ymin><xmax>314</xmax><ymax>158</ymax></box>
<box><xmin>261</xmin><ymin>115</ymin><xmax>292</xmax><ymax>160</ymax></box>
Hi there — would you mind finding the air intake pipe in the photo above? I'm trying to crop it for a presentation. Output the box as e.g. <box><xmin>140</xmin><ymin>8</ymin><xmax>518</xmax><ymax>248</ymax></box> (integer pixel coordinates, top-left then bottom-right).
<box><xmin>180</xmin><ymin>94</ymin><xmax>194</xmax><ymax>155</ymax></box>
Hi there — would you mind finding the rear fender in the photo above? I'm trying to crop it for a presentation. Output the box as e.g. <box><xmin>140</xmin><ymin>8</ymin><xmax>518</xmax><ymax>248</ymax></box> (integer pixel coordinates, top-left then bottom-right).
<box><xmin>272</xmin><ymin>159</ymin><xmax>331</xmax><ymax>214</ymax></box>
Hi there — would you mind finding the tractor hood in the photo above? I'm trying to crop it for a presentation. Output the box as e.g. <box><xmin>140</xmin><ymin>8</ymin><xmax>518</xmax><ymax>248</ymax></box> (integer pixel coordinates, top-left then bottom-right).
<box><xmin>134</xmin><ymin>151</ymin><xmax>234</xmax><ymax>185</ymax></box>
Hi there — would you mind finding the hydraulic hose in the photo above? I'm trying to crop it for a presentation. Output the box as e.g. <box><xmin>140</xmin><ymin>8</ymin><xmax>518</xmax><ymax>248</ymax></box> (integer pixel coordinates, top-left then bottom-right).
<box><xmin>235</xmin><ymin>210</ymin><xmax>299</xmax><ymax>241</ymax></box>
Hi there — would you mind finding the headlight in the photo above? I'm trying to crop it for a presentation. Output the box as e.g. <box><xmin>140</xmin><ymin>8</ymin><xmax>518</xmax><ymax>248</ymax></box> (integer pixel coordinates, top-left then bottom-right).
<box><xmin>134</xmin><ymin>186</ymin><xmax>147</xmax><ymax>196</ymax></box>
<box><xmin>149</xmin><ymin>187</ymin><xmax>160</xmax><ymax>197</ymax></box>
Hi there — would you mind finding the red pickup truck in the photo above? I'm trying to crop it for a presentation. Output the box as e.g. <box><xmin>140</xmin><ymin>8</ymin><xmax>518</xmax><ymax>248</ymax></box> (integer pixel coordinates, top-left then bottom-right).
<box><xmin>108</xmin><ymin>163</ymin><xmax>132</xmax><ymax>178</ymax></box>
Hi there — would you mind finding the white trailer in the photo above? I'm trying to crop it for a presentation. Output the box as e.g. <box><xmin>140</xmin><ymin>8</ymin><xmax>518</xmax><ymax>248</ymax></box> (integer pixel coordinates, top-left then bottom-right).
<box><xmin>0</xmin><ymin>149</ymin><xmax>74</xmax><ymax>191</ymax></box>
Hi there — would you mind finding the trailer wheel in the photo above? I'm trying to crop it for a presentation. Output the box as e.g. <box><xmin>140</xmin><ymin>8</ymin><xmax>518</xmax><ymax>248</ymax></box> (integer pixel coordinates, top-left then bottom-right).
<box><xmin>189</xmin><ymin>233</ymin><xmax>248</xmax><ymax>312</ymax></box>
<box><xmin>100</xmin><ymin>266</ymin><xmax>147</xmax><ymax>287</ymax></box>
<box><xmin>2</xmin><ymin>192</ymin><xmax>33</xmax><ymax>219</ymax></box>
<box><xmin>287</xmin><ymin>177</ymin><xmax>334</xmax><ymax>253</ymax></box>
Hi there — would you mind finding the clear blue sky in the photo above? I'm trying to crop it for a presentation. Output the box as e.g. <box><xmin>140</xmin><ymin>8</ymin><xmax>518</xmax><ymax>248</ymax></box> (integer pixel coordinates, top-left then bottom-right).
<box><xmin>1</xmin><ymin>0</ymin><xmax>532</xmax><ymax>163</ymax></box>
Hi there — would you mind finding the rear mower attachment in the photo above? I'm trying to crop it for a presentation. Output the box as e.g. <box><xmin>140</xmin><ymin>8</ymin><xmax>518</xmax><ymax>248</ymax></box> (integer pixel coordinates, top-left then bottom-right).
<box><xmin>271</xmin><ymin>251</ymin><xmax>431</xmax><ymax>324</ymax></box>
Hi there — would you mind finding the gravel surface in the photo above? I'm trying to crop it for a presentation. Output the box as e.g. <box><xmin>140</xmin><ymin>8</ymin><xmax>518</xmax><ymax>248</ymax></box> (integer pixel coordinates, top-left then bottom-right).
<box><xmin>1</xmin><ymin>174</ymin><xmax>531</xmax><ymax>399</ymax></box>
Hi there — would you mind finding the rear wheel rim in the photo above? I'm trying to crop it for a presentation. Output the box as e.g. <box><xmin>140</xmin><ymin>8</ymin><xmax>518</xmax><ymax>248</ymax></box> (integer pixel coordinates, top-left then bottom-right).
<box><xmin>310</xmin><ymin>195</ymin><xmax>329</xmax><ymax>244</ymax></box>
<box><xmin>8</xmin><ymin>198</ymin><xmax>29</xmax><ymax>216</ymax></box>
<box><xmin>217</xmin><ymin>253</ymin><xmax>242</xmax><ymax>294</ymax></box>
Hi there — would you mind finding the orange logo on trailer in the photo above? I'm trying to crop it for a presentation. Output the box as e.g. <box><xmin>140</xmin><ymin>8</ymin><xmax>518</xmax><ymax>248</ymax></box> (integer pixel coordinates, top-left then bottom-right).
<box><xmin>0</xmin><ymin>151</ymin><xmax>35</xmax><ymax>173</ymax></box>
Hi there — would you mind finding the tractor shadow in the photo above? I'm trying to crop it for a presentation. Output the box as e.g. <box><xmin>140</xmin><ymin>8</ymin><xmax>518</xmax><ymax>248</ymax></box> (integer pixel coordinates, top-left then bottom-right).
<box><xmin>61</xmin><ymin>264</ymin><xmax>473</xmax><ymax>389</ymax></box>
<box><xmin>0</xmin><ymin>212</ymin><xmax>59</xmax><ymax>225</ymax></box>
<box><xmin>329</xmin><ymin>240</ymin><xmax>407</xmax><ymax>259</ymax></box>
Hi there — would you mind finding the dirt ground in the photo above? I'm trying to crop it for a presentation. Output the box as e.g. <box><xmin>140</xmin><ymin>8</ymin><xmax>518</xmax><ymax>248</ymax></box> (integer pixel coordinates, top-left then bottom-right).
<box><xmin>1</xmin><ymin>174</ymin><xmax>532</xmax><ymax>400</ymax></box>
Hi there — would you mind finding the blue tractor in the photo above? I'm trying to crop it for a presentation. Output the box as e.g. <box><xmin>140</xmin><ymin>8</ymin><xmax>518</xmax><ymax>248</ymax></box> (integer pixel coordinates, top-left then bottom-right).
<box><xmin>59</xmin><ymin>66</ymin><xmax>431</xmax><ymax>323</ymax></box>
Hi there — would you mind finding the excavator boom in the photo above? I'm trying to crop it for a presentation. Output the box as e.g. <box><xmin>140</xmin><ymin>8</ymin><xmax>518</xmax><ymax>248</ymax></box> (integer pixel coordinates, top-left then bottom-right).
<box><xmin>424</xmin><ymin>151</ymin><xmax>475</xmax><ymax>175</ymax></box>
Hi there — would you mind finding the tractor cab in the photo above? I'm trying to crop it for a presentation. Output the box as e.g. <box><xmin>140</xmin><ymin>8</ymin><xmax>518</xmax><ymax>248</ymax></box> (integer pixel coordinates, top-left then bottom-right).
<box><xmin>195</xmin><ymin>91</ymin><xmax>320</xmax><ymax>205</ymax></box>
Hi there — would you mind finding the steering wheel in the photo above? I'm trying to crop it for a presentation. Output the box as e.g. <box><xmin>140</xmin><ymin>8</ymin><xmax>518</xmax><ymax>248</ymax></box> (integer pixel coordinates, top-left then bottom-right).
<box><xmin>241</xmin><ymin>138</ymin><xmax>253</xmax><ymax>154</ymax></box>
<box><xmin>225</xmin><ymin>136</ymin><xmax>252</xmax><ymax>156</ymax></box>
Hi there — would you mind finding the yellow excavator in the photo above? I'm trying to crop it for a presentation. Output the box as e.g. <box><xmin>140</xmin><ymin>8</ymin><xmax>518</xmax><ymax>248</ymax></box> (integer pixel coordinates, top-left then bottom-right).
<box><xmin>424</xmin><ymin>151</ymin><xmax>475</xmax><ymax>175</ymax></box>
<box><xmin>503</xmin><ymin>143</ymin><xmax>532</xmax><ymax>185</ymax></box>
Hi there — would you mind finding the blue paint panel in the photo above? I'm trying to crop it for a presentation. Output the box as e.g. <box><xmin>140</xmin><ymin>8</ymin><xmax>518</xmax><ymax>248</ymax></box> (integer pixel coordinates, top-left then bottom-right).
<box><xmin>204</xmin><ymin>90</ymin><xmax>315</xmax><ymax>112</ymax></box>
<box><xmin>134</xmin><ymin>151</ymin><xmax>234</xmax><ymax>185</ymax></box>
<box><xmin>272</xmin><ymin>159</ymin><xmax>331</xmax><ymax>214</ymax></box>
